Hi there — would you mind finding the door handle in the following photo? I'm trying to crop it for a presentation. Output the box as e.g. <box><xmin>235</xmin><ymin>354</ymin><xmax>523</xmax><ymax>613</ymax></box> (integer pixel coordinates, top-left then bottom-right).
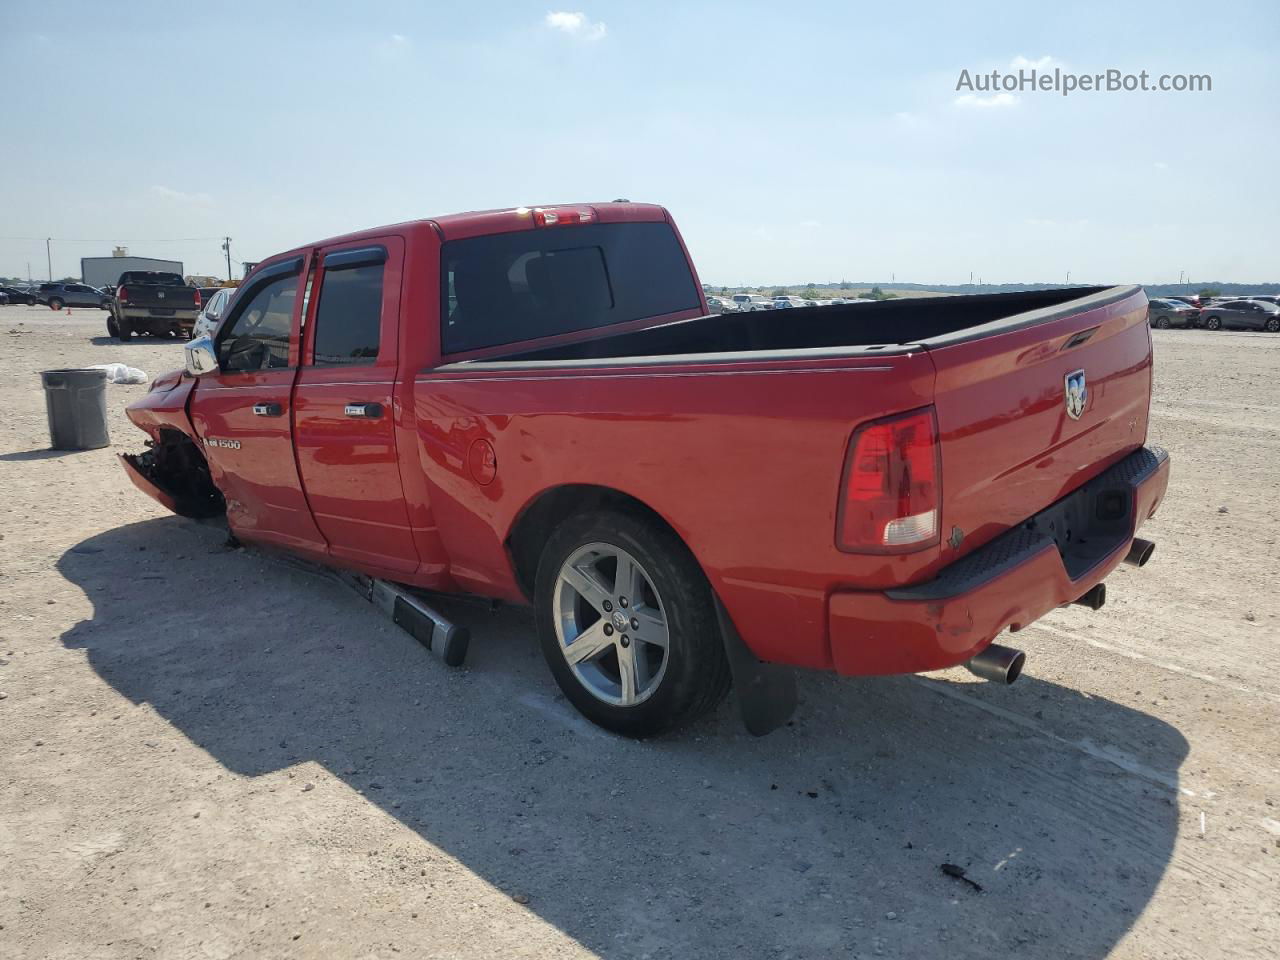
<box><xmin>252</xmin><ymin>402</ymin><xmax>283</xmax><ymax>417</ymax></box>
<box><xmin>344</xmin><ymin>402</ymin><xmax>384</xmax><ymax>419</ymax></box>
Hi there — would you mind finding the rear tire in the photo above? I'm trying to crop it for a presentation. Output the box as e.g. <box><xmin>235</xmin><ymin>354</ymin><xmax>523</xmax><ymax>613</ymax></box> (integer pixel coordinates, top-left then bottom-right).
<box><xmin>116</xmin><ymin>322</ymin><xmax>132</xmax><ymax>342</ymax></box>
<box><xmin>49</xmin><ymin>297</ymin><xmax>64</xmax><ymax>311</ymax></box>
<box><xmin>1266</xmin><ymin>317</ymin><xmax>1280</xmax><ymax>333</ymax></box>
<box><xmin>1204</xmin><ymin>315</ymin><xmax>1221</xmax><ymax>330</ymax></box>
<box><xmin>1156</xmin><ymin>316</ymin><xmax>1171</xmax><ymax>329</ymax></box>
<box><xmin>106</xmin><ymin>316</ymin><xmax>119</xmax><ymax>338</ymax></box>
<box><xmin>534</xmin><ymin>508</ymin><xmax>731</xmax><ymax>738</ymax></box>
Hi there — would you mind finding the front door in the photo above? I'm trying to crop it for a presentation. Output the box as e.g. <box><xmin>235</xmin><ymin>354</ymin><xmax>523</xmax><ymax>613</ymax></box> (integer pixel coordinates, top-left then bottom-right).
<box><xmin>190</xmin><ymin>256</ymin><xmax>328</xmax><ymax>554</ymax></box>
<box><xmin>292</xmin><ymin>238</ymin><xmax>420</xmax><ymax>576</ymax></box>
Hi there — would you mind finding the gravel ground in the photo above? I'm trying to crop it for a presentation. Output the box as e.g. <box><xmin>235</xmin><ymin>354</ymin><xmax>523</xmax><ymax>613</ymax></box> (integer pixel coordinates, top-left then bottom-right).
<box><xmin>1</xmin><ymin>304</ymin><xmax>1277</xmax><ymax>960</ymax></box>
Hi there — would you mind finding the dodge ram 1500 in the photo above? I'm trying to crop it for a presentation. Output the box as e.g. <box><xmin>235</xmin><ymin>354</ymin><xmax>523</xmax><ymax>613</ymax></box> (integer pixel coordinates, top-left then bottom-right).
<box><xmin>120</xmin><ymin>202</ymin><xmax>1170</xmax><ymax>736</ymax></box>
<box><xmin>108</xmin><ymin>270</ymin><xmax>202</xmax><ymax>340</ymax></box>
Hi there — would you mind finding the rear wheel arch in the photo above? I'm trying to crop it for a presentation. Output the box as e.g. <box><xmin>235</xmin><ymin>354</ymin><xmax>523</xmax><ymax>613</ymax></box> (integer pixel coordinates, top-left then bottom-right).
<box><xmin>507</xmin><ymin>484</ymin><xmax>694</xmax><ymax>603</ymax></box>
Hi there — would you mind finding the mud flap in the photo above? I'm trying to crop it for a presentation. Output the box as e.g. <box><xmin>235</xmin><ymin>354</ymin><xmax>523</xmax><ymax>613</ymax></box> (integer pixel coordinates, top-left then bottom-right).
<box><xmin>714</xmin><ymin>594</ymin><xmax>797</xmax><ymax>736</ymax></box>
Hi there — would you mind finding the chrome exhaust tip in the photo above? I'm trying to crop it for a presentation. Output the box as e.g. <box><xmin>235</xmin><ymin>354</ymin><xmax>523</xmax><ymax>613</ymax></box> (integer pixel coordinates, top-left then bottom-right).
<box><xmin>1124</xmin><ymin>537</ymin><xmax>1155</xmax><ymax>568</ymax></box>
<box><xmin>1072</xmin><ymin>582</ymin><xmax>1107</xmax><ymax>611</ymax></box>
<box><xmin>964</xmin><ymin>643</ymin><xmax>1026</xmax><ymax>685</ymax></box>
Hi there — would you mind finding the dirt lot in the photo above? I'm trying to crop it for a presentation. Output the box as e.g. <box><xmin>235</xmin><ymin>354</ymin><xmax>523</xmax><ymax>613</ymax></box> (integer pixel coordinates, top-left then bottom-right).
<box><xmin>1</xmin><ymin>304</ymin><xmax>1277</xmax><ymax>960</ymax></box>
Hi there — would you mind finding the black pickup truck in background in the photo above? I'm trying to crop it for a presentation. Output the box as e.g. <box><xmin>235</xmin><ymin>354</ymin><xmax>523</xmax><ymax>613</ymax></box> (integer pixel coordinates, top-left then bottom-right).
<box><xmin>106</xmin><ymin>271</ymin><xmax>201</xmax><ymax>340</ymax></box>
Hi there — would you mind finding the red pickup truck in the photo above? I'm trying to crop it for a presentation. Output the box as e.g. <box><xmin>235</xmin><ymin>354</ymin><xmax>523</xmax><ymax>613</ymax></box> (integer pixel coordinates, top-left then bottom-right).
<box><xmin>121</xmin><ymin>202</ymin><xmax>1170</xmax><ymax>737</ymax></box>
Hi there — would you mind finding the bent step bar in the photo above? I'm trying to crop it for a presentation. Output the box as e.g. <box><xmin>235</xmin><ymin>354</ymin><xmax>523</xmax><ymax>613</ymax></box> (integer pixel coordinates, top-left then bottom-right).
<box><xmin>339</xmin><ymin>572</ymin><xmax>470</xmax><ymax>667</ymax></box>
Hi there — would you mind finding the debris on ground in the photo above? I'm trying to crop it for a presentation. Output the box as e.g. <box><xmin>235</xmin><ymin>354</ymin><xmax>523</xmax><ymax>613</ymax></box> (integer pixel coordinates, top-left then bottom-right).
<box><xmin>940</xmin><ymin>863</ymin><xmax>984</xmax><ymax>892</ymax></box>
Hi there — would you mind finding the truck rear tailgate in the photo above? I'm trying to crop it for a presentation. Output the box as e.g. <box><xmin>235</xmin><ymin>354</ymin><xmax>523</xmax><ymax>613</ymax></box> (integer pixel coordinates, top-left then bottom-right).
<box><xmin>924</xmin><ymin>285</ymin><xmax>1153</xmax><ymax>563</ymax></box>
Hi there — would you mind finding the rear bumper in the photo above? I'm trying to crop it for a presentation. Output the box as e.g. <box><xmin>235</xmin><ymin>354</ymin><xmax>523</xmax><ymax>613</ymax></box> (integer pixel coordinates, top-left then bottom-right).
<box><xmin>118</xmin><ymin>308</ymin><xmax>197</xmax><ymax>332</ymax></box>
<box><xmin>828</xmin><ymin>445</ymin><xmax>1170</xmax><ymax>675</ymax></box>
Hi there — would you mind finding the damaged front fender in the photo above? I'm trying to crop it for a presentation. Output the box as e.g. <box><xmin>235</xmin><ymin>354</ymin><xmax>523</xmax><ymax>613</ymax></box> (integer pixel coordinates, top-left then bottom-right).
<box><xmin>121</xmin><ymin>433</ymin><xmax>225</xmax><ymax>519</ymax></box>
<box><xmin>121</xmin><ymin>373</ymin><xmax>225</xmax><ymax>519</ymax></box>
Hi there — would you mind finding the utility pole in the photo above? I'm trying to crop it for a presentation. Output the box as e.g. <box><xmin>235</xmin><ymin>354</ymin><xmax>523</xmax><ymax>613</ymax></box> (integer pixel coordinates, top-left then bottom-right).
<box><xmin>46</xmin><ymin>238</ymin><xmax>52</xmax><ymax>280</ymax></box>
<box><xmin>1066</xmin><ymin>270</ymin><xmax>1071</xmax><ymax>284</ymax></box>
<box><xmin>222</xmin><ymin>236</ymin><xmax>233</xmax><ymax>281</ymax></box>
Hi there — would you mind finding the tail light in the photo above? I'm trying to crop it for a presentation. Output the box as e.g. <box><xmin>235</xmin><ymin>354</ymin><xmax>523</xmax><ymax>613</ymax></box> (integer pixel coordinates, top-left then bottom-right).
<box><xmin>194</xmin><ymin>289</ymin><xmax>202</xmax><ymax>309</ymax></box>
<box><xmin>836</xmin><ymin>407</ymin><xmax>941</xmax><ymax>553</ymax></box>
<box><xmin>117</xmin><ymin>286</ymin><xmax>128</xmax><ymax>302</ymax></box>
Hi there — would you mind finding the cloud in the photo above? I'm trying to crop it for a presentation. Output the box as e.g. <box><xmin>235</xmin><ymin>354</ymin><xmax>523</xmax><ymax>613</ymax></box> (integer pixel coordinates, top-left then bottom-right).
<box><xmin>1010</xmin><ymin>54</ymin><xmax>1058</xmax><ymax>71</ymax></box>
<box><xmin>375</xmin><ymin>33</ymin><xmax>411</xmax><ymax>60</ymax></box>
<box><xmin>1154</xmin><ymin>161</ymin><xmax>1170</xmax><ymax>170</ymax></box>
<box><xmin>544</xmin><ymin>11</ymin><xmax>607</xmax><ymax>41</ymax></box>
<box><xmin>150</xmin><ymin>185</ymin><xmax>214</xmax><ymax>208</ymax></box>
<box><xmin>953</xmin><ymin>92</ymin><xmax>1019</xmax><ymax>108</ymax></box>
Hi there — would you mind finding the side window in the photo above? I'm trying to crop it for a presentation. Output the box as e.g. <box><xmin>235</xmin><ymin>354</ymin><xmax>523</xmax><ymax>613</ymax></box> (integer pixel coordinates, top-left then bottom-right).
<box><xmin>311</xmin><ymin>262</ymin><xmax>384</xmax><ymax>365</ymax></box>
<box><xmin>207</xmin><ymin>289</ymin><xmax>227</xmax><ymax>317</ymax></box>
<box><xmin>218</xmin><ymin>275</ymin><xmax>297</xmax><ymax>372</ymax></box>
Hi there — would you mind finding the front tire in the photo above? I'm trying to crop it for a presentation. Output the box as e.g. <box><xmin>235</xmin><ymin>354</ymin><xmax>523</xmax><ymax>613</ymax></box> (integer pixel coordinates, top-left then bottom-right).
<box><xmin>49</xmin><ymin>297</ymin><xmax>65</xmax><ymax>311</ymax></box>
<box><xmin>1204</xmin><ymin>315</ymin><xmax>1221</xmax><ymax>330</ymax></box>
<box><xmin>1266</xmin><ymin>317</ymin><xmax>1280</xmax><ymax>333</ymax></box>
<box><xmin>1156</xmin><ymin>316</ymin><xmax>1171</xmax><ymax>329</ymax></box>
<box><xmin>534</xmin><ymin>508</ymin><xmax>731</xmax><ymax>737</ymax></box>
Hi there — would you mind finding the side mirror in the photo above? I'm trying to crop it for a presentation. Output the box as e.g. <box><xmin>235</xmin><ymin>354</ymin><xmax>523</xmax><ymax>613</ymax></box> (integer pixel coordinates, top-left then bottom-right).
<box><xmin>184</xmin><ymin>335</ymin><xmax>219</xmax><ymax>377</ymax></box>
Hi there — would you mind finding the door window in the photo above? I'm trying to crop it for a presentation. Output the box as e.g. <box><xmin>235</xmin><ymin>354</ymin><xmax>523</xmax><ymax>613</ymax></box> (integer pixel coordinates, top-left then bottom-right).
<box><xmin>218</xmin><ymin>276</ymin><xmax>297</xmax><ymax>371</ymax></box>
<box><xmin>311</xmin><ymin>261</ymin><xmax>385</xmax><ymax>365</ymax></box>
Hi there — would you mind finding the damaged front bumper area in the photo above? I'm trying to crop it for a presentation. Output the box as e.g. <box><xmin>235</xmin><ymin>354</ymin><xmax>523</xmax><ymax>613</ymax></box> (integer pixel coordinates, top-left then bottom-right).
<box><xmin>120</xmin><ymin>434</ymin><xmax>225</xmax><ymax>519</ymax></box>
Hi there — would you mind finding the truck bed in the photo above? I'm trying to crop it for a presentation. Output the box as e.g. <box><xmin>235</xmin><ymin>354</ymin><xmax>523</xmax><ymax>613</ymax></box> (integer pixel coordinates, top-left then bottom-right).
<box><xmin>425</xmin><ymin>281</ymin><xmax>1155</xmax><ymax>670</ymax></box>
<box><xmin>487</xmin><ymin>286</ymin><xmax>1121</xmax><ymax>362</ymax></box>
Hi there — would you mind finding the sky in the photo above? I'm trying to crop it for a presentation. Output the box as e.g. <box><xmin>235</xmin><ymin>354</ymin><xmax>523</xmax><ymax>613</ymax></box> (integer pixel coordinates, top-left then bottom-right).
<box><xmin>2</xmin><ymin>0</ymin><xmax>1277</xmax><ymax>286</ymax></box>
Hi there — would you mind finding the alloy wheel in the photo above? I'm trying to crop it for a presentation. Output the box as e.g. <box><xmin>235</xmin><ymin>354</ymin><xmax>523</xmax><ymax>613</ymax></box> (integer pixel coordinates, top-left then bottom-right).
<box><xmin>552</xmin><ymin>542</ymin><xmax>670</xmax><ymax>706</ymax></box>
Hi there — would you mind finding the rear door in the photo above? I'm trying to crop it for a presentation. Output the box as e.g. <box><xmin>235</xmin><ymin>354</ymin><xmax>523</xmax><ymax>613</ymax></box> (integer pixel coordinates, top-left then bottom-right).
<box><xmin>67</xmin><ymin>284</ymin><xmax>98</xmax><ymax>306</ymax></box>
<box><xmin>292</xmin><ymin>237</ymin><xmax>420</xmax><ymax>575</ymax></box>
<box><xmin>189</xmin><ymin>256</ymin><xmax>328</xmax><ymax>553</ymax></box>
<box><xmin>924</xmin><ymin>288</ymin><xmax>1154</xmax><ymax>562</ymax></box>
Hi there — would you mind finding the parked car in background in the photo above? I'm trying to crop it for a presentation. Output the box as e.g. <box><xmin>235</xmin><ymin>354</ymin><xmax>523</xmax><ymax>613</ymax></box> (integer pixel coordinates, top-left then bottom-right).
<box><xmin>107</xmin><ymin>271</ymin><xmax>202</xmax><ymax>340</ymax></box>
<box><xmin>1147</xmin><ymin>298</ymin><xmax>1200</xmax><ymax>329</ymax></box>
<box><xmin>731</xmin><ymin>294</ymin><xmax>774</xmax><ymax>312</ymax></box>
<box><xmin>191</xmin><ymin>287</ymin><xmax>235</xmax><ymax>339</ymax></box>
<box><xmin>0</xmin><ymin>285</ymin><xmax>38</xmax><ymax>305</ymax></box>
<box><xmin>35</xmin><ymin>282</ymin><xmax>109</xmax><ymax>309</ymax></box>
<box><xmin>1198</xmin><ymin>299</ymin><xmax>1280</xmax><ymax>332</ymax></box>
<box><xmin>705</xmin><ymin>296</ymin><xmax>738</xmax><ymax>314</ymax></box>
<box><xmin>1166</xmin><ymin>295</ymin><xmax>1201</xmax><ymax>309</ymax></box>
<box><xmin>1244</xmin><ymin>294</ymin><xmax>1280</xmax><ymax>307</ymax></box>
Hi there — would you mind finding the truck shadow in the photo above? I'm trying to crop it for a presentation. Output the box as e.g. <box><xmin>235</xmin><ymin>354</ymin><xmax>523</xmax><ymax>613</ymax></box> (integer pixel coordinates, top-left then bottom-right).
<box><xmin>59</xmin><ymin>517</ymin><xmax>1188</xmax><ymax>959</ymax></box>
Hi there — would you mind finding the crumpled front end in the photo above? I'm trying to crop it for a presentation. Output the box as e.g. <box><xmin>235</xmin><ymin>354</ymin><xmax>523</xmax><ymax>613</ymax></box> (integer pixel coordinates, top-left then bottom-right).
<box><xmin>121</xmin><ymin>372</ymin><xmax>225</xmax><ymax>519</ymax></box>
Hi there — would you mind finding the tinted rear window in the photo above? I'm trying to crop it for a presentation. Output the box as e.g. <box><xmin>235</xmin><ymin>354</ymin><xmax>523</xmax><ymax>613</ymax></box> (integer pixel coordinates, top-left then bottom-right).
<box><xmin>441</xmin><ymin>221</ymin><xmax>699</xmax><ymax>354</ymax></box>
<box><xmin>312</xmin><ymin>262</ymin><xmax>384</xmax><ymax>365</ymax></box>
<box><xmin>121</xmin><ymin>272</ymin><xmax>185</xmax><ymax>285</ymax></box>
